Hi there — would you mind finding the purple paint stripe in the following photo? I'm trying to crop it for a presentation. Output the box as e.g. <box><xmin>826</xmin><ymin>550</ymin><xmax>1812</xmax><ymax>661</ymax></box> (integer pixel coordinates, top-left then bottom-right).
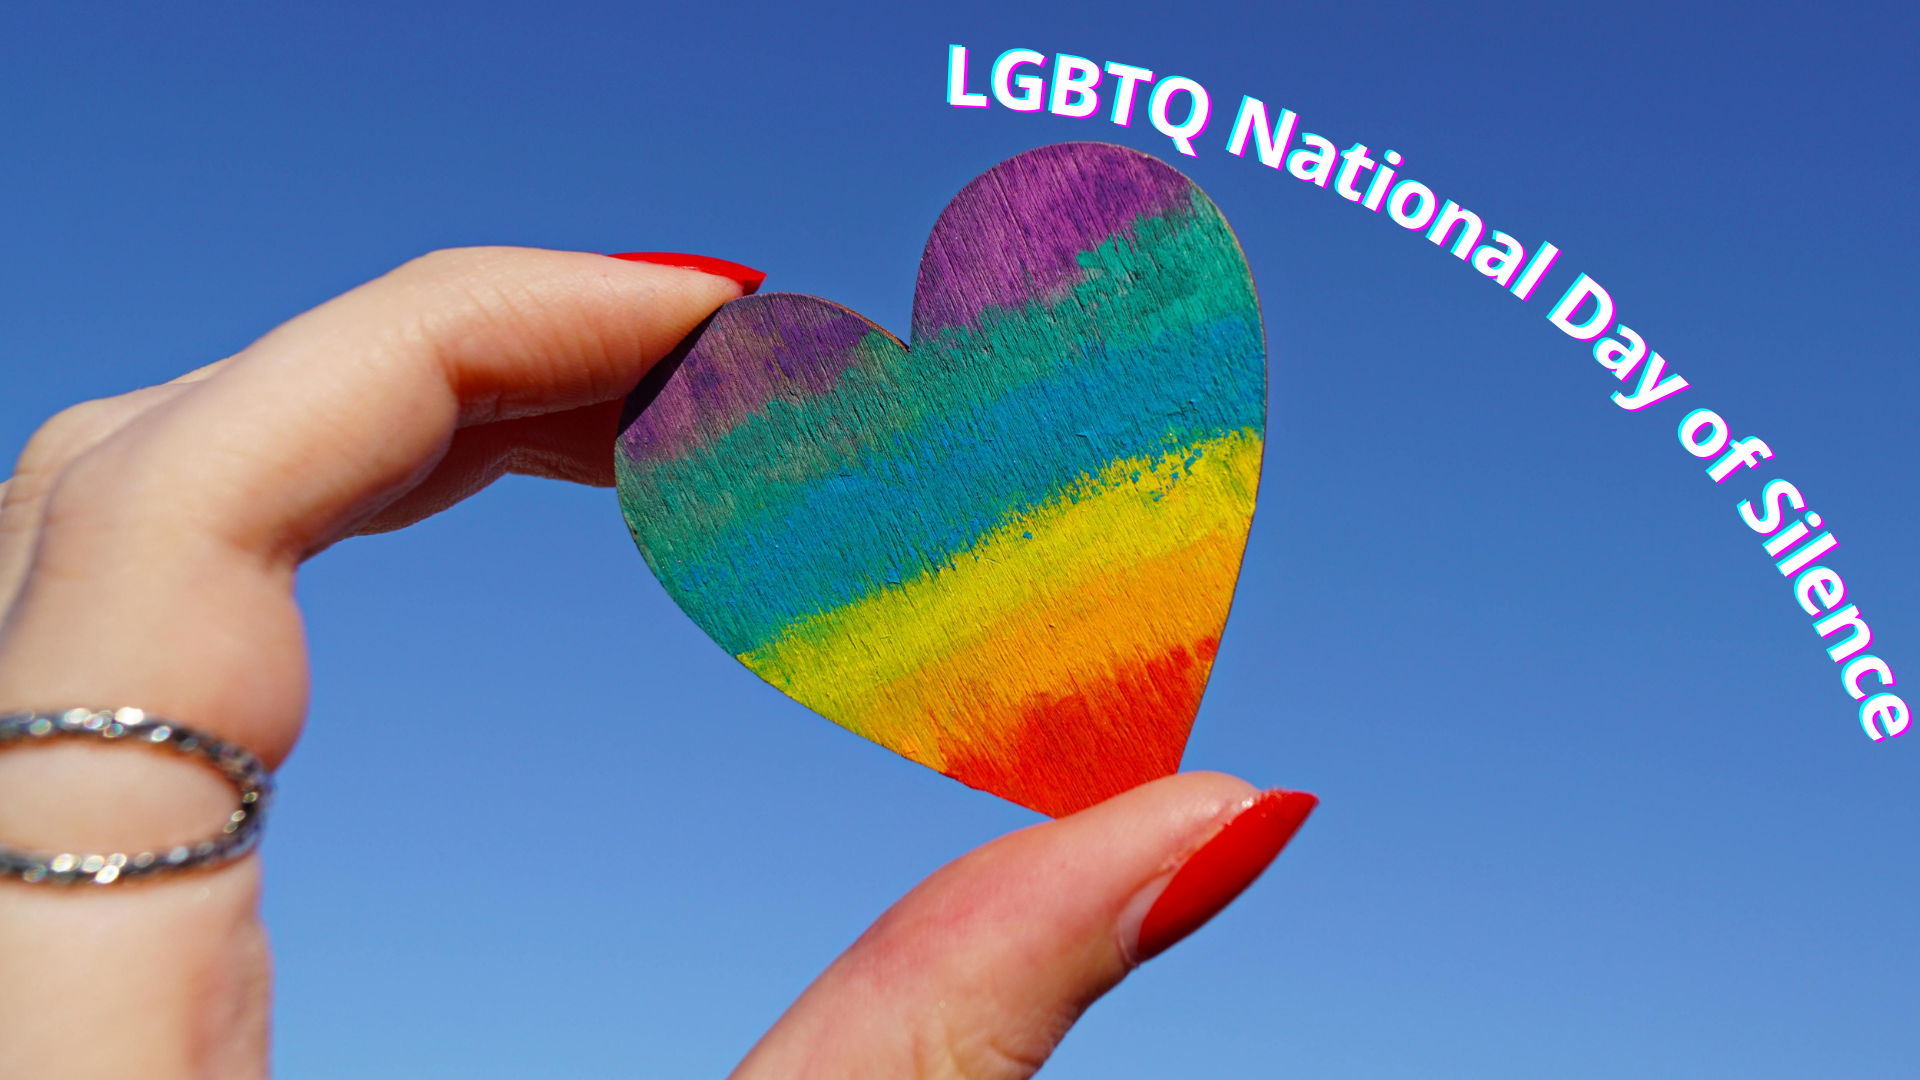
<box><xmin>911</xmin><ymin>143</ymin><xmax>1191</xmax><ymax>338</ymax></box>
<box><xmin>621</xmin><ymin>295</ymin><xmax>877</xmax><ymax>462</ymax></box>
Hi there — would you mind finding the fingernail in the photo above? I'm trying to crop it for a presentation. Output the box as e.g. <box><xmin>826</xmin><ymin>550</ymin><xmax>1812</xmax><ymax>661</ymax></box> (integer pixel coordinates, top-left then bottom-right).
<box><xmin>1132</xmin><ymin>789</ymin><xmax>1318</xmax><ymax>961</ymax></box>
<box><xmin>607</xmin><ymin>251</ymin><xmax>767</xmax><ymax>295</ymax></box>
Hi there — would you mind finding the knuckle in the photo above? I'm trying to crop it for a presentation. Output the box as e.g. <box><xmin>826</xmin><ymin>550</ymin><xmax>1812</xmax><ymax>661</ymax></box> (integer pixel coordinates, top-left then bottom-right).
<box><xmin>921</xmin><ymin>1013</ymin><xmax>1052</xmax><ymax>1080</ymax></box>
<box><xmin>395</xmin><ymin>245</ymin><xmax>531</xmax><ymax>286</ymax></box>
<box><xmin>932</xmin><ymin>1038</ymin><xmax>1047</xmax><ymax>1080</ymax></box>
<box><xmin>399</xmin><ymin>246</ymin><xmax>485</xmax><ymax>279</ymax></box>
<box><xmin>387</xmin><ymin>248</ymin><xmax>551</xmax><ymax>341</ymax></box>
<box><xmin>13</xmin><ymin>397</ymin><xmax>133</xmax><ymax>484</ymax></box>
<box><xmin>34</xmin><ymin>439</ymin><xmax>128</xmax><ymax>533</ymax></box>
<box><xmin>8</xmin><ymin>387</ymin><xmax>181</xmax><ymax>522</ymax></box>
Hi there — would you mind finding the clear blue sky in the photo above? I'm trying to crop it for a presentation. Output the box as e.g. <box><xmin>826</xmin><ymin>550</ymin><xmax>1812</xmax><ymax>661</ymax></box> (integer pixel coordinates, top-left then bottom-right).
<box><xmin>3</xmin><ymin>3</ymin><xmax>1915</xmax><ymax>1077</ymax></box>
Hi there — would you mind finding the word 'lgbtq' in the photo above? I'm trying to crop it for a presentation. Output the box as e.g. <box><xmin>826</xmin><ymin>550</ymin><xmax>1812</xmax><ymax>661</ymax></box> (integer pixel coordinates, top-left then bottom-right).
<box><xmin>945</xmin><ymin>45</ymin><xmax>1904</xmax><ymax>742</ymax></box>
<box><xmin>946</xmin><ymin>47</ymin><xmax>1560</xmax><ymax>304</ymax></box>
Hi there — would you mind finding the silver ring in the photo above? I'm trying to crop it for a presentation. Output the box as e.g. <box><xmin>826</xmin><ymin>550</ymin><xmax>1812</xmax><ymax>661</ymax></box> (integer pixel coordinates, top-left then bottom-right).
<box><xmin>0</xmin><ymin>708</ymin><xmax>273</xmax><ymax>885</ymax></box>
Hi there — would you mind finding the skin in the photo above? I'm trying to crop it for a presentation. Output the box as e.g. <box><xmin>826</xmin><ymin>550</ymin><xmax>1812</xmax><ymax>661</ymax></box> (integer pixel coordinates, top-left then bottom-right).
<box><xmin>0</xmin><ymin>248</ymin><xmax>1278</xmax><ymax>1079</ymax></box>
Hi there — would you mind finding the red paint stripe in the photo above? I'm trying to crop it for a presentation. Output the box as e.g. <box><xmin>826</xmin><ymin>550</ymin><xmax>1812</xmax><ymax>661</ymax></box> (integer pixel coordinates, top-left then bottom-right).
<box><xmin>939</xmin><ymin>637</ymin><xmax>1219</xmax><ymax>818</ymax></box>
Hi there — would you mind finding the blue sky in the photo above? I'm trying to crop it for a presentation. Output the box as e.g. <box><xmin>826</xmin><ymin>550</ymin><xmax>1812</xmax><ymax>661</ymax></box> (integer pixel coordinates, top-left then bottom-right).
<box><xmin>2</xmin><ymin>3</ymin><xmax>1915</xmax><ymax>1076</ymax></box>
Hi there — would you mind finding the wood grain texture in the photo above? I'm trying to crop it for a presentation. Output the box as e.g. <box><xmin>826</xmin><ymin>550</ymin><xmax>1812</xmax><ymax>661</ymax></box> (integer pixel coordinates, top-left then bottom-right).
<box><xmin>616</xmin><ymin>142</ymin><xmax>1266</xmax><ymax>817</ymax></box>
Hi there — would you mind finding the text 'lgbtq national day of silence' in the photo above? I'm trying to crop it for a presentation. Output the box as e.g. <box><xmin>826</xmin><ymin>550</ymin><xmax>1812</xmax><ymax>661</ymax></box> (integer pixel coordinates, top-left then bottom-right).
<box><xmin>943</xmin><ymin>45</ymin><xmax>1907</xmax><ymax>742</ymax></box>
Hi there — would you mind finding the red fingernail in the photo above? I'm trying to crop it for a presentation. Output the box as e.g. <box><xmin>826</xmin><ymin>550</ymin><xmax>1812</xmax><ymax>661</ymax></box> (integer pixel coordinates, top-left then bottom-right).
<box><xmin>607</xmin><ymin>251</ymin><xmax>767</xmax><ymax>295</ymax></box>
<box><xmin>1135</xmin><ymin>789</ymin><xmax>1318</xmax><ymax>961</ymax></box>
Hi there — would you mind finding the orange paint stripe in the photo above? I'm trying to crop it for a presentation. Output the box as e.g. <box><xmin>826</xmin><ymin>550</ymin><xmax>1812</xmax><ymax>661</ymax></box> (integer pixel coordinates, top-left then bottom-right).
<box><xmin>940</xmin><ymin>636</ymin><xmax>1219</xmax><ymax>817</ymax></box>
<box><xmin>858</xmin><ymin>524</ymin><xmax>1246</xmax><ymax>771</ymax></box>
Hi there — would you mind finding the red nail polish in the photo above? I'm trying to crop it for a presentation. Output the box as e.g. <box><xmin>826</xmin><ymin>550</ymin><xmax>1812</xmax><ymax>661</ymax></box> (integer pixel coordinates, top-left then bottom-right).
<box><xmin>1136</xmin><ymin>789</ymin><xmax>1318</xmax><ymax>960</ymax></box>
<box><xmin>607</xmin><ymin>251</ymin><xmax>767</xmax><ymax>295</ymax></box>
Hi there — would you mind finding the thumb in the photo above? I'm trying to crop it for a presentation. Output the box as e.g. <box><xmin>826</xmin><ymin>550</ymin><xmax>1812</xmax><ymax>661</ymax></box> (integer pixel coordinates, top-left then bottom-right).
<box><xmin>730</xmin><ymin>772</ymin><xmax>1317</xmax><ymax>1080</ymax></box>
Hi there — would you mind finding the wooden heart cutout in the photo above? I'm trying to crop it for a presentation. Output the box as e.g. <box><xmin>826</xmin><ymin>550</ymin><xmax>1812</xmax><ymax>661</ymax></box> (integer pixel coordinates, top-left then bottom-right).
<box><xmin>615</xmin><ymin>142</ymin><xmax>1265</xmax><ymax>817</ymax></box>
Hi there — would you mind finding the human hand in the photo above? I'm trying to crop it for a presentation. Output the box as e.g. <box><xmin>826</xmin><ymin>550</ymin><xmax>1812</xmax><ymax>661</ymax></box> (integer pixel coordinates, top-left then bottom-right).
<box><xmin>0</xmin><ymin>248</ymin><xmax>1313</xmax><ymax>1078</ymax></box>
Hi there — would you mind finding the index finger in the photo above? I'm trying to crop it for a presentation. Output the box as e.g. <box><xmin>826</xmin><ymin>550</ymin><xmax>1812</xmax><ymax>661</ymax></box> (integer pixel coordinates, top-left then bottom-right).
<box><xmin>138</xmin><ymin>246</ymin><xmax>743</xmax><ymax>560</ymax></box>
<box><xmin>0</xmin><ymin>246</ymin><xmax>743</xmax><ymax>761</ymax></box>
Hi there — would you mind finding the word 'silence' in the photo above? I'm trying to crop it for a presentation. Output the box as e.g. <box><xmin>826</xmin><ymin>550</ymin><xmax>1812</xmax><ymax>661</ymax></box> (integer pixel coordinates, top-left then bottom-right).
<box><xmin>944</xmin><ymin>45</ymin><xmax>1906</xmax><ymax>742</ymax></box>
<box><xmin>1546</xmin><ymin>281</ymin><xmax>1906</xmax><ymax>740</ymax></box>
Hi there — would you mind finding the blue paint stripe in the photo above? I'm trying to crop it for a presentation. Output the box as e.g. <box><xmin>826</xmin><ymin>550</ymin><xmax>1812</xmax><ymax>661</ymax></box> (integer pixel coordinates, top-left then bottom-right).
<box><xmin>647</xmin><ymin>312</ymin><xmax>1264</xmax><ymax>654</ymax></box>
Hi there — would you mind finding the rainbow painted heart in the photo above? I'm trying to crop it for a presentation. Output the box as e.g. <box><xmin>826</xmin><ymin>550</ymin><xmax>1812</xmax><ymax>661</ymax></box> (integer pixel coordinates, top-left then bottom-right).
<box><xmin>615</xmin><ymin>143</ymin><xmax>1265</xmax><ymax>817</ymax></box>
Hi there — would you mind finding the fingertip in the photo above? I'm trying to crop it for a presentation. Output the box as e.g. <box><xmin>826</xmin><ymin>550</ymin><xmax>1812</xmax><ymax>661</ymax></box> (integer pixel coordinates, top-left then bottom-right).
<box><xmin>1128</xmin><ymin>787</ymin><xmax>1318</xmax><ymax>962</ymax></box>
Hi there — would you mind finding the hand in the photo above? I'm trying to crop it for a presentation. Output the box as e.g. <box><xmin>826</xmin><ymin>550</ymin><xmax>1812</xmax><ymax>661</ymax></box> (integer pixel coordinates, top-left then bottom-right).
<box><xmin>0</xmin><ymin>248</ymin><xmax>1313</xmax><ymax>1079</ymax></box>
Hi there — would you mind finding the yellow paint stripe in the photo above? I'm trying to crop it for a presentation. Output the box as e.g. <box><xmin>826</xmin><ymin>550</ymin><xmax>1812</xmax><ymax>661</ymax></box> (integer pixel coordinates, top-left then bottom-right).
<box><xmin>740</xmin><ymin>428</ymin><xmax>1261</xmax><ymax>765</ymax></box>
<box><xmin>853</xmin><ymin>527</ymin><xmax>1246</xmax><ymax>765</ymax></box>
